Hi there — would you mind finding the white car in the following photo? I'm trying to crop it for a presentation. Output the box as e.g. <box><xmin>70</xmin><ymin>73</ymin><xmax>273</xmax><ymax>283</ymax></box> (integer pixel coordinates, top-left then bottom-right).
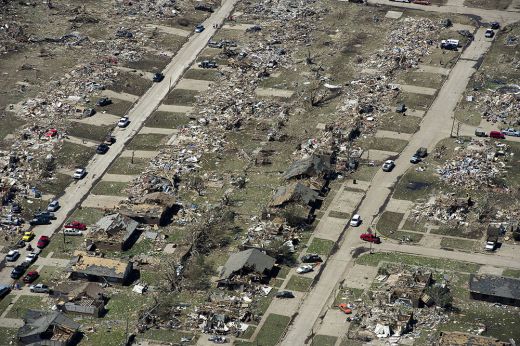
<box><xmin>6</xmin><ymin>250</ymin><xmax>20</xmax><ymax>262</ymax></box>
<box><xmin>296</xmin><ymin>265</ymin><xmax>313</xmax><ymax>274</ymax></box>
<box><xmin>25</xmin><ymin>252</ymin><xmax>38</xmax><ymax>263</ymax></box>
<box><xmin>29</xmin><ymin>284</ymin><xmax>50</xmax><ymax>293</ymax></box>
<box><xmin>47</xmin><ymin>200</ymin><xmax>60</xmax><ymax>212</ymax></box>
<box><xmin>382</xmin><ymin>160</ymin><xmax>395</xmax><ymax>172</ymax></box>
<box><xmin>350</xmin><ymin>214</ymin><xmax>361</xmax><ymax>227</ymax></box>
<box><xmin>73</xmin><ymin>168</ymin><xmax>86</xmax><ymax>179</ymax></box>
<box><xmin>117</xmin><ymin>116</ymin><xmax>130</xmax><ymax>128</ymax></box>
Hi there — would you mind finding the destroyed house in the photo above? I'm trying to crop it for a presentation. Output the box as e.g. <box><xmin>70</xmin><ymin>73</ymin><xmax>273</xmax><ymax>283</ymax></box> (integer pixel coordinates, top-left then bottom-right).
<box><xmin>388</xmin><ymin>270</ymin><xmax>432</xmax><ymax>308</ymax></box>
<box><xmin>67</xmin><ymin>251</ymin><xmax>132</xmax><ymax>284</ymax></box>
<box><xmin>219</xmin><ymin>249</ymin><xmax>275</xmax><ymax>285</ymax></box>
<box><xmin>283</xmin><ymin>154</ymin><xmax>331</xmax><ymax>180</ymax></box>
<box><xmin>469</xmin><ymin>274</ymin><xmax>520</xmax><ymax>307</ymax></box>
<box><xmin>438</xmin><ymin>331</ymin><xmax>511</xmax><ymax>346</ymax></box>
<box><xmin>119</xmin><ymin>192</ymin><xmax>177</xmax><ymax>226</ymax></box>
<box><xmin>17</xmin><ymin>310</ymin><xmax>80</xmax><ymax>346</ymax></box>
<box><xmin>269</xmin><ymin>182</ymin><xmax>319</xmax><ymax>208</ymax></box>
<box><xmin>58</xmin><ymin>283</ymin><xmax>107</xmax><ymax>317</ymax></box>
<box><xmin>87</xmin><ymin>213</ymin><xmax>139</xmax><ymax>251</ymax></box>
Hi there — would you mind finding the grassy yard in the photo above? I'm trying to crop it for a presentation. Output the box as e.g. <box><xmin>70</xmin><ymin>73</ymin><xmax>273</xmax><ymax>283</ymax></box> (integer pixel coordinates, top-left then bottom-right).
<box><xmin>463</xmin><ymin>0</ymin><xmax>511</xmax><ymax>9</ymax></box>
<box><xmin>163</xmin><ymin>89</ymin><xmax>199</xmax><ymax>105</ymax></box>
<box><xmin>392</xmin><ymin>169</ymin><xmax>443</xmax><ymax>201</ymax></box>
<box><xmin>375</xmin><ymin>211</ymin><xmax>404</xmax><ymax>233</ymax></box>
<box><xmin>349</xmin><ymin>164</ymin><xmax>379</xmax><ymax>182</ymax></box>
<box><xmin>0</xmin><ymin>114</ymin><xmax>25</xmax><ymax>141</ymax></box>
<box><xmin>356</xmin><ymin>252</ymin><xmax>480</xmax><ymax>273</ymax></box>
<box><xmin>56</xmin><ymin>142</ymin><xmax>95</xmax><ymax>168</ymax></box>
<box><xmin>253</xmin><ymin>289</ymin><xmax>278</xmax><ymax>317</ymax></box>
<box><xmin>502</xmin><ymin>268</ymin><xmax>520</xmax><ymax>278</ymax></box>
<box><xmin>397</xmin><ymin>71</ymin><xmax>445</xmax><ymax>90</ymax></box>
<box><xmin>379</xmin><ymin>114</ymin><xmax>422</xmax><ymax>134</ymax></box>
<box><xmin>40</xmin><ymin>234</ymin><xmax>85</xmax><ymax>259</ymax></box>
<box><xmin>401</xmin><ymin>217</ymin><xmax>428</xmax><ymax>232</ymax></box>
<box><xmin>5</xmin><ymin>296</ymin><xmax>49</xmax><ymax>318</ymax></box>
<box><xmin>67</xmin><ymin>207</ymin><xmax>105</xmax><ymax>225</ymax></box>
<box><xmin>387</xmin><ymin>230</ymin><xmax>423</xmax><ymax>243</ymax></box>
<box><xmin>91</xmin><ymin>181</ymin><xmax>129</xmax><ymax>196</ymax></box>
<box><xmin>140</xmin><ymin>329</ymin><xmax>195</xmax><ymax>345</ymax></box>
<box><xmin>285</xmin><ymin>275</ymin><xmax>313</xmax><ymax>292</ymax></box>
<box><xmin>127</xmin><ymin>134</ymin><xmax>168</xmax><ymax>150</ymax></box>
<box><xmin>107</xmin><ymin>157</ymin><xmax>150</xmax><ymax>175</ymax></box>
<box><xmin>440</xmin><ymin>237</ymin><xmax>477</xmax><ymax>251</ymax></box>
<box><xmin>312</xmin><ymin>335</ymin><xmax>337</xmax><ymax>346</ymax></box>
<box><xmin>94</xmin><ymin>99</ymin><xmax>133</xmax><ymax>116</ymax></box>
<box><xmin>395</xmin><ymin>91</ymin><xmax>434</xmax><ymax>111</ymax></box>
<box><xmin>0</xmin><ymin>296</ymin><xmax>14</xmax><ymax>315</ymax></box>
<box><xmin>36</xmin><ymin>172</ymin><xmax>71</xmax><ymax>196</ymax></box>
<box><xmin>252</xmin><ymin>314</ymin><xmax>291</xmax><ymax>346</ymax></box>
<box><xmin>145</xmin><ymin>111</ymin><xmax>191</xmax><ymax>129</ymax></box>
<box><xmin>0</xmin><ymin>327</ymin><xmax>17</xmax><ymax>346</ymax></box>
<box><xmin>306</xmin><ymin>237</ymin><xmax>335</xmax><ymax>256</ymax></box>
<box><xmin>183</xmin><ymin>68</ymin><xmax>221</xmax><ymax>81</ymax></box>
<box><xmin>358</xmin><ymin>137</ymin><xmax>408</xmax><ymax>153</ymax></box>
<box><xmin>67</xmin><ymin>122</ymin><xmax>113</xmax><ymax>142</ymax></box>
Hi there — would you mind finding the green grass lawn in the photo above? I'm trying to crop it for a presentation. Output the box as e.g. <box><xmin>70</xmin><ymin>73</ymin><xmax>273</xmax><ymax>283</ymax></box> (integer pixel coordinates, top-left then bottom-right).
<box><xmin>392</xmin><ymin>169</ymin><xmax>443</xmax><ymax>201</ymax></box>
<box><xmin>140</xmin><ymin>329</ymin><xmax>195</xmax><ymax>345</ymax></box>
<box><xmin>253</xmin><ymin>314</ymin><xmax>291</xmax><ymax>346</ymax></box>
<box><xmin>183</xmin><ymin>68</ymin><xmax>221</xmax><ymax>81</ymax></box>
<box><xmin>107</xmin><ymin>157</ymin><xmax>150</xmax><ymax>175</ymax></box>
<box><xmin>36</xmin><ymin>173</ymin><xmax>71</xmax><ymax>196</ymax></box>
<box><xmin>376</xmin><ymin>211</ymin><xmax>404</xmax><ymax>233</ymax></box>
<box><xmin>5</xmin><ymin>296</ymin><xmax>48</xmax><ymax>319</ymax></box>
<box><xmin>0</xmin><ymin>327</ymin><xmax>17</xmax><ymax>346</ymax></box>
<box><xmin>285</xmin><ymin>275</ymin><xmax>313</xmax><ymax>292</ymax></box>
<box><xmin>387</xmin><ymin>230</ymin><xmax>423</xmax><ymax>243</ymax></box>
<box><xmin>307</xmin><ymin>238</ymin><xmax>335</xmax><ymax>256</ymax></box>
<box><xmin>56</xmin><ymin>142</ymin><xmax>95</xmax><ymax>168</ymax></box>
<box><xmin>252</xmin><ymin>289</ymin><xmax>278</xmax><ymax>317</ymax></box>
<box><xmin>312</xmin><ymin>335</ymin><xmax>337</xmax><ymax>346</ymax></box>
<box><xmin>0</xmin><ymin>296</ymin><xmax>14</xmax><ymax>315</ymax></box>
<box><xmin>67</xmin><ymin>122</ymin><xmax>113</xmax><ymax>142</ymax></box>
<box><xmin>349</xmin><ymin>164</ymin><xmax>379</xmax><ymax>182</ymax></box>
<box><xmin>440</xmin><ymin>237</ymin><xmax>477</xmax><ymax>251</ymax></box>
<box><xmin>127</xmin><ymin>134</ymin><xmax>168</xmax><ymax>150</ymax></box>
<box><xmin>91</xmin><ymin>181</ymin><xmax>129</xmax><ymax>196</ymax></box>
<box><xmin>359</xmin><ymin>137</ymin><xmax>408</xmax><ymax>153</ymax></box>
<box><xmin>163</xmin><ymin>89</ymin><xmax>199</xmax><ymax>105</ymax></box>
<box><xmin>40</xmin><ymin>233</ymin><xmax>86</xmax><ymax>259</ymax></box>
<box><xmin>145</xmin><ymin>111</ymin><xmax>191</xmax><ymax>129</ymax></box>
<box><xmin>502</xmin><ymin>268</ymin><xmax>520</xmax><ymax>278</ymax></box>
<box><xmin>0</xmin><ymin>114</ymin><xmax>25</xmax><ymax>141</ymax></box>
<box><xmin>395</xmin><ymin>92</ymin><xmax>434</xmax><ymax>111</ymax></box>
<box><xmin>401</xmin><ymin>217</ymin><xmax>428</xmax><ymax>232</ymax></box>
<box><xmin>379</xmin><ymin>113</ymin><xmax>422</xmax><ymax>134</ymax></box>
<box><xmin>67</xmin><ymin>207</ymin><xmax>105</xmax><ymax>225</ymax></box>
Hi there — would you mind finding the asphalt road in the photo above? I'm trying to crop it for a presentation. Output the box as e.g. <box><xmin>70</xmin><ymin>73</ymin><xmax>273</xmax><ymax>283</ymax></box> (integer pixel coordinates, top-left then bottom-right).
<box><xmin>0</xmin><ymin>0</ymin><xmax>239</xmax><ymax>284</ymax></box>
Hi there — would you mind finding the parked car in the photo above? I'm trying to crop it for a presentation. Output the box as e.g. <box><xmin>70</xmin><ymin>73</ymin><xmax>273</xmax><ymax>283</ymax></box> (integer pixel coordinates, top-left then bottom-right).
<box><xmin>10</xmin><ymin>265</ymin><xmax>26</xmax><ymax>279</ymax></box>
<box><xmin>6</xmin><ymin>250</ymin><xmax>20</xmax><ymax>262</ymax></box>
<box><xmin>410</xmin><ymin>155</ymin><xmax>421</xmax><ymax>164</ymax></box>
<box><xmin>96</xmin><ymin>143</ymin><xmax>109</xmax><ymax>154</ymax></box>
<box><xmin>29</xmin><ymin>284</ymin><xmax>49</xmax><ymax>293</ymax></box>
<box><xmin>47</xmin><ymin>200</ymin><xmax>60</xmax><ymax>212</ymax></box>
<box><xmin>15</xmin><ymin>240</ymin><xmax>26</xmax><ymax>248</ymax></box>
<box><xmin>485</xmin><ymin>235</ymin><xmax>498</xmax><ymax>251</ymax></box>
<box><xmin>199</xmin><ymin>60</ymin><xmax>217</xmax><ymax>69</ymax></box>
<box><xmin>490</xmin><ymin>21</ymin><xmax>500</xmax><ymax>29</ymax></box>
<box><xmin>0</xmin><ymin>285</ymin><xmax>11</xmax><ymax>298</ymax></box>
<box><xmin>22</xmin><ymin>231</ymin><xmax>34</xmax><ymax>242</ymax></box>
<box><xmin>25</xmin><ymin>252</ymin><xmax>38</xmax><ymax>263</ymax></box>
<box><xmin>501</xmin><ymin>128</ymin><xmax>520</xmax><ymax>137</ymax></box>
<box><xmin>300</xmin><ymin>254</ymin><xmax>322</xmax><ymax>263</ymax></box>
<box><xmin>296</xmin><ymin>264</ymin><xmax>314</xmax><ymax>274</ymax></box>
<box><xmin>208</xmin><ymin>335</ymin><xmax>226</xmax><ymax>344</ymax></box>
<box><xmin>350</xmin><ymin>214</ymin><xmax>362</xmax><ymax>227</ymax></box>
<box><xmin>29</xmin><ymin>215</ymin><xmax>51</xmax><ymax>226</ymax></box>
<box><xmin>104</xmin><ymin>135</ymin><xmax>116</xmax><ymax>146</ymax></box>
<box><xmin>37</xmin><ymin>236</ymin><xmax>50</xmax><ymax>249</ymax></box>
<box><xmin>117</xmin><ymin>116</ymin><xmax>130</xmax><ymax>128</ymax></box>
<box><xmin>96</xmin><ymin>97</ymin><xmax>112</xmax><ymax>107</ymax></box>
<box><xmin>1</xmin><ymin>214</ymin><xmax>22</xmax><ymax>226</ymax></box>
<box><xmin>35</xmin><ymin>211</ymin><xmax>55</xmax><ymax>220</ymax></box>
<box><xmin>338</xmin><ymin>303</ymin><xmax>353</xmax><ymax>314</ymax></box>
<box><xmin>489</xmin><ymin>131</ymin><xmax>505</xmax><ymax>139</ymax></box>
<box><xmin>415</xmin><ymin>147</ymin><xmax>428</xmax><ymax>158</ymax></box>
<box><xmin>276</xmin><ymin>291</ymin><xmax>295</xmax><ymax>299</ymax></box>
<box><xmin>64</xmin><ymin>221</ymin><xmax>87</xmax><ymax>230</ymax></box>
<box><xmin>475</xmin><ymin>127</ymin><xmax>486</xmax><ymax>137</ymax></box>
<box><xmin>440</xmin><ymin>39</ymin><xmax>459</xmax><ymax>50</ymax></box>
<box><xmin>485</xmin><ymin>29</ymin><xmax>495</xmax><ymax>38</ymax></box>
<box><xmin>382</xmin><ymin>160</ymin><xmax>395</xmax><ymax>172</ymax></box>
<box><xmin>152</xmin><ymin>72</ymin><xmax>164</xmax><ymax>82</ymax></box>
<box><xmin>63</xmin><ymin>228</ymin><xmax>83</xmax><ymax>236</ymax></box>
<box><xmin>73</xmin><ymin>168</ymin><xmax>86</xmax><ymax>179</ymax></box>
<box><xmin>195</xmin><ymin>24</ymin><xmax>205</xmax><ymax>33</ymax></box>
<box><xmin>360</xmin><ymin>233</ymin><xmax>381</xmax><ymax>244</ymax></box>
<box><xmin>23</xmin><ymin>271</ymin><xmax>39</xmax><ymax>283</ymax></box>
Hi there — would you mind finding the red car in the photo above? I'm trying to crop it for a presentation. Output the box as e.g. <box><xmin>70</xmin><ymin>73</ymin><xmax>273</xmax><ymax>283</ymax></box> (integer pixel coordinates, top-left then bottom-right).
<box><xmin>45</xmin><ymin>128</ymin><xmax>58</xmax><ymax>138</ymax></box>
<box><xmin>360</xmin><ymin>233</ymin><xmax>381</xmax><ymax>244</ymax></box>
<box><xmin>37</xmin><ymin>236</ymin><xmax>50</xmax><ymax>248</ymax></box>
<box><xmin>489</xmin><ymin>131</ymin><xmax>505</xmax><ymax>139</ymax></box>
<box><xmin>64</xmin><ymin>221</ymin><xmax>87</xmax><ymax>230</ymax></box>
<box><xmin>23</xmin><ymin>271</ymin><xmax>39</xmax><ymax>283</ymax></box>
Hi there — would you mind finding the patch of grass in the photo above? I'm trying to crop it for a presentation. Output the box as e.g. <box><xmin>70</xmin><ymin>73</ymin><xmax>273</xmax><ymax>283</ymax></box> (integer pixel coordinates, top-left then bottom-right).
<box><xmin>254</xmin><ymin>314</ymin><xmax>291</xmax><ymax>346</ymax></box>
<box><xmin>0</xmin><ymin>327</ymin><xmax>17</xmax><ymax>346</ymax></box>
<box><xmin>356</xmin><ymin>252</ymin><xmax>480</xmax><ymax>273</ymax></box>
<box><xmin>94</xmin><ymin>99</ymin><xmax>133</xmax><ymax>116</ymax></box>
<box><xmin>376</xmin><ymin>211</ymin><xmax>404</xmax><ymax>233</ymax></box>
<box><xmin>163</xmin><ymin>88</ymin><xmax>199</xmax><ymax>105</ymax></box>
<box><xmin>91</xmin><ymin>181</ymin><xmax>129</xmax><ymax>196</ymax></box>
<box><xmin>276</xmin><ymin>266</ymin><xmax>291</xmax><ymax>279</ymax></box>
<box><xmin>140</xmin><ymin>329</ymin><xmax>195</xmax><ymax>344</ymax></box>
<box><xmin>67</xmin><ymin>122</ymin><xmax>113</xmax><ymax>142</ymax></box>
<box><xmin>183</xmin><ymin>68</ymin><xmax>221</xmax><ymax>81</ymax></box>
<box><xmin>397</xmin><ymin>71</ymin><xmax>445</xmax><ymax>89</ymax></box>
<box><xmin>328</xmin><ymin>211</ymin><xmax>350</xmax><ymax>219</ymax></box>
<box><xmin>463</xmin><ymin>0</ymin><xmax>511</xmax><ymax>9</ymax></box>
<box><xmin>440</xmin><ymin>237</ymin><xmax>477</xmax><ymax>251</ymax></box>
<box><xmin>67</xmin><ymin>207</ymin><xmax>105</xmax><ymax>225</ymax></box>
<box><xmin>0</xmin><ymin>296</ymin><xmax>14</xmax><ymax>315</ymax></box>
<box><xmin>110</xmin><ymin>72</ymin><xmax>152</xmax><ymax>96</ymax></box>
<box><xmin>391</xmin><ymin>231</ymin><xmax>424</xmax><ymax>243</ymax></box>
<box><xmin>431</xmin><ymin>224</ymin><xmax>482</xmax><ymax>239</ymax></box>
<box><xmin>56</xmin><ymin>142</ymin><xmax>95</xmax><ymax>168</ymax></box>
<box><xmin>5</xmin><ymin>296</ymin><xmax>48</xmax><ymax>318</ymax></box>
<box><xmin>402</xmin><ymin>217</ymin><xmax>428</xmax><ymax>232</ymax></box>
<box><xmin>396</xmin><ymin>92</ymin><xmax>434</xmax><ymax>111</ymax></box>
<box><xmin>0</xmin><ymin>114</ymin><xmax>25</xmax><ymax>140</ymax></box>
<box><xmin>240</xmin><ymin>325</ymin><xmax>256</xmax><ymax>340</ymax></box>
<box><xmin>379</xmin><ymin>113</ymin><xmax>422</xmax><ymax>134</ymax></box>
<box><xmin>307</xmin><ymin>238</ymin><xmax>335</xmax><ymax>256</ymax></box>
<box><xmin>285</xmin><ymin>275</ymin><xmax>313</xmax><ymax>292</ymax></box>
<box><xmin>503</xmin><ymin>268</ymin><xmax>520</xmax><ymax>278</ymax></box>
<box><xmin>358</xmin><ymin>137</ymin><xmax>408</xmax><ymax>153</ymax></box>
<box><xmin>127</xmin><ymin>133</ymin><xmax>168</xmax><ymax>150</ymax></box>
<box><xmin>145</xmin><ymin>111</ymin><xmax>191</xmax><ymax>129</ymax></box>
<box><xmin>253</xmin><ymin>289</ymin><xmax>278</xmax><ymax>317</ymax></box>
<box><xmin>40</xmin><ymin>234</ymin><xmax>85</xmax><ymax>259</ymax></box>
<box><xmin>334</xmin><ymin>287</ymin><xmax>364</xmax><ymax>306</ymax></box>
<box><xmin>454</xmin><ymin>104</ymin><xmax>482</xmax><ymax>127</ymax></box>
<box><xmin>340</xmin><ymin>338</ymin><xmax>364</xmax><ymax>346</ymax></box>
<box><xmin>107</xmin><ymin>157</ymin><xmax>149</xmax><ymax>175</ymax></box>
<box><xmin>349</xmin><ymin>165</ymin><xmax>379</xmax><ymax>182</ymax></box>
<box><xmin>393</xmin><ymin>169</ymin><xmax>442</xmax><ymax>201</ymax></box>
<box><xmin>36</xmin><ymin>173</ymin><xmax>71</xmax><ymax>196</ymax></box>
<box><xmin>125</xmin><ymin>53</ymin><xmax>171</xmax><ymax>72</ymax></box>
<box><xmin>81</xmin><ymin>326</ymin><xmax>127</xmax><ymax>346</ymax></box>
<box><xmin>312</xmin><ymin>335</ymin><xmax>337</xmax><ymax>346</ymax></box>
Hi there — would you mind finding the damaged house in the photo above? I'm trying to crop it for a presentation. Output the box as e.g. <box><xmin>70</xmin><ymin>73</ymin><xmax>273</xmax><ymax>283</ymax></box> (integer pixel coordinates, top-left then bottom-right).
<box><xmin>388</xmin><ymin>270</ymin><xmax>433</xmax><ymax>308</ymax></box>
<box><xmin>269</xmin><ymin>182</ymin><xmax>319</xmax><ymax>208</ymax></box>
<box><xmin>17</xmin><ymin>310</ymin><xmax>80</xmax><ymax>346</ymax></box>
<box><xmin>438</xmin><ymin>331</ymin><xmax>511</xmax><ymax>346</ymax></box>
<box><xmin>119</xmin><ymin>192</ymin><xmax>178</xmax><ymax>226</ymax></box>
<box><xmin>57</xmin><ymin>283</ymin><xmax>107</xmax><ymax>317</ymax></box>
<box><xmin>469</xmin><ymin>274</ymin><xmax>520</xmax><ymax>307</ymax></box>
<box><xmin>67</xmin><ymin>251</ymin><xmax>132</xmax><ymax>284</ymax></box>
<box><xmin>218</xmin><ymin>249</ymin><xmax>276</xmax><ymax>287</ymax></box>
<box><xmin>283</xmin><ymin>154</ymin><xmax>332</xmax><ymax>191</ymax></box>
<box><xmin>87</xmin><ymin>213</ymin><xmax>139</xmax><ymax>251</ymax></box>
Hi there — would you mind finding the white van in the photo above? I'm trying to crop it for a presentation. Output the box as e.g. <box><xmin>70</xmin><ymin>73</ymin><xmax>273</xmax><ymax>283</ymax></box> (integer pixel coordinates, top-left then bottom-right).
<box><xmin>63</xmin><ymin>228</ymin><xmax>83</xmax><ymax>236</ymax></box>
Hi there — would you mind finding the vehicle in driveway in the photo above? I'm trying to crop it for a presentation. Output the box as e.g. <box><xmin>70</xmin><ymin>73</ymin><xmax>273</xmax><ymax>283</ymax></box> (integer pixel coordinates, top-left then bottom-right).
<box><xmin>360</xmin><ymin>233</ymin><xmax>381</xmax><ymax>244</ymax></box>
<box><xmin>25</xmin><ymin>252</ymin><xmax>38</xmax><ymax>263</ymax></box>
<box><xmin>338</xmin><ymin>303</ymin><xmax>352</xmax><ymax>314</ymax></box>
<box><xmin>96</xmin><ymin>97</ymin><xmax>112</xmax><ymax>107</ymax></box>
<box><xmin>22</xmin><ymin>231</ymin><xmax>35</xmax><ymax>242</ymax></box>
<box><xmin>382</xmin><ymin>160</ymin><xmax>395</xmax><ymax>172</ymax></box>
<box><xmin>37</xmin><ymin>236</ymin><xmax>50</xmax><ymax>249</ymax></box>
<box><xmin>489</xmin><ymin>131</ymin><xmax>505</xmax><ymax>139</ymax></box>
<box><xmin>410</xmin><ymin>155</ymin><xmax>421</xmax><ymax>164</ymax></box>
<box><xmin>6</xmin><ymin>250</ymin><xmax>20</xmax><ymax>262</ymax></box>
<box><xmin>296</xmin><ymin>264</ymin><xmax>314</xmax><ymax>274</ymax></box>
<box><xmin>23</xmin><ymin>271</ymin><xmax>39</xmax><ymax>283</ymax></box>
<box><xmin>11</xmin><ymin>265</ymin><xmax>26</xmax><ymax>279</ymax></box>
<box><xmin>485</xmin><ymin>29</ymin><xmax>495</xmax><ymax>38</ymax></box>
<box><xmin>501</xmin><ymin>128</ymin><xmax>520</xmax><ymax>137</ymax></box>
<box><xmin>29</xmin><ymin>284</ymin><xmax>50</xmax><ymax>293</ymax></box>
<box><xmin>47</xmin><ymin>200</ymin><xmax>60</xmax><ymax>212</ymax></box>
<box><xmin>64</xmin><ymin>228</ymin><xmax>83</xmax><ymax>236</ymax></box>
<box><xmin>300</xmin><ymin>254</ymin><xmax>322</xmax><ymax>263</ymax></box>
<box><xmin>350</xmin><ymin>214</ymin><xmax>362</xmax><ymax>227</ymax></box>
<box><xmin>73</xmin><ymin>168</ymin><xmax>86</xmax><ymax>179</ymax></box>
<box><xmin>440</xmin><ymin>39</ymin><xmax>459</xmax><ymax>50</ymax></box>
<box><xmin>475</xmin><ymin>128</ymin><xmax>486</xmax><ymax>137</ymax></box>
<box><xmin>64</xmin><ymin>221</ymin><xmax>87</xmax><ymax>230</ymax></box>
<box><xmin>117</xmin><ymin>116</ymin><xmax>130</xmax><ymax>128</ymax></box>
<box><xmin>485</xmin><ymin>235</ymin><xmax>498</xmax><ymax>251</ymax></box>
<box><xmin>96</xmin><ymin>143</ymin><xmax>109</xmax><ymax>154</ymax></box>
<box><xmin>276</xmin><ymin>291</ymin><xmax>295</xmax><ymax>299</ymax></box>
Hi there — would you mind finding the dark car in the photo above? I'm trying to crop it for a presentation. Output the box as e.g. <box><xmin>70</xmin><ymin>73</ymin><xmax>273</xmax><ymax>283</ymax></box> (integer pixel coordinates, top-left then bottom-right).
<box><xmin>23</xmin><ymin>271</ymin><xmax>38</xmax><ymax>283</ymax></box>
<box><xmin>485</xmin><ymin>29</ymin><xmax>495</xmax><ymax>38</ymax></box>
<box><xmin>96</xmin><ymin>143</ymin><xmax>109</xmax><ymax>154</ymax></box>
<box><xmin>96</xmin><ymin>97</ymin><xmax>112</xmax><ymax>107</ymax></box>
<box><xmin>0</xmin><ymin>285</ymin><xmax>11</xmax><ymax>298</ymax></box>
<box><xmin>276</xmin><ymin>291</ymin><xmax>295</xmax><ymax>299</ymax></box>
<box><xmin>30</xmin><ymin>216</ymin><xmax>51</xmax><ymax>226</ymax></box>
<box><xmin>301</xmin><ymin>254</ymin><xmax>323</xmax><ymax>263</ymax></box>
<box><xmin>199</xmin><ymin>60</ymin><xmax>218</xmax><ymax>69</ymax></box>
<box><xmin>410</xmin><ymin>155</ymin><xmax>421</xmax><ymax>164</ymax></box>
<box><xmin>10</xmin><ymin>265</ymin><xmax>26</xmax><ymax>279</ymax></box>
<box><xmin>490</xmin><ymin>21</ymin><xmax>500</xmax><ymax>29</ymax></box>
<box><xmin>10</xmin><ymin>204</ymin><xmax>22</xmax><ymax>213</ymax></box>
<box><xmin>153</xmin><ymin>72</ymin><xmax>164</xmax><ymax>82</ymax></box>
<box><xmin>35</xmin><ymin>211</ymin><xmax>56</xmax><ymax>220</ymax></box>
<box><xmin>37</xmin><ymin>236</ymin><xmax>50</xmax><ymax>249</ymax></box>
<box><xmin>195</xmin><ymin>24</ymin><xmax>205</xmax><ymax>33</ymax></box>
<box><xmin>415</xmin><ymin>147</ymin><xmax>428</xmax><ymax>158</ymax></box>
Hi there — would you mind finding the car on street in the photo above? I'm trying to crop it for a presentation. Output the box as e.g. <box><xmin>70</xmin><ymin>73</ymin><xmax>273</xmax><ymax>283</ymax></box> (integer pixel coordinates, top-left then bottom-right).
<box><xmin>350</xmin><ymin>214</ymin><xmax>362</xmax><ymax>227</ymax></box>
<box><xmin>96</xmin><ymin>143</ymin><xmax>109</xmax><ymax>154</ymax></box>
<box><xmin>73</xmin><ymin>168</ymin><xmax>86</xmax><ymax>179</ymax></box>
<box><xmin>47</xmin><ymin>200</ymin><xmax>60</xmax><ymax>212</ymax></box>
<box><xmin>64</xmin><ymin>221</ymin><xmax>87</xmax><ymax>230</ymax></box>
<box><xmin>37</xmin><ymin>236</ymin><xmax>50</xmax><ymax>249</ymax></box>
<box><xmin>195</xmin><ymin>24</ymin><xmax>205</xmax><ymax>33</ymax></box>
<box><xmin>6</xmin><ymin>250</ymin><xmax>20</xmax><ymax>262</ymax></box>
<box><xmin>382</xmin><ymin>160</ymin><xmax>395</xmax><ymax>172</ymax></box>
<box><xmin>296</xmin><ymin>264</ymin><xmax>314</xmax><ymax>274</ymax></box>
<box><xmin>410</xmin><ymin>155</ymin><xmax>421</xmax><ymax>164</ymax></box>
<box><xmin>152</xmin><ymin>72</ymin><xmax>164</xmax><ymax>82</ymax></box>
<box><xmin>29</xmin><ymin>284</ymin><xmax>49</xmax><ymax>293</ymax></box>
<box><xmin>0</xmin><ymin>285</ymin><xmax>11</xmax><ymax>298</ymax></box>
<box><xmin>501</xmin><ymin>128</ymin><xmax>520</xmax><ymax>137</ymax></box>
<box><xmin>117</xmin><ymin>116</ymin><xmax>130</xmax><ymax>128</ymax></box>
<box><xmin>485</xmin><ymin>29</ymin><xmax>495</xmax><ymax>38</ymax></box>
<box><xmin>29</xmin><ymin>215</ymin><xmax>51</xmax><ymax>225</ymax></box>
<box><xmin>300</xmin><ymin>254</ymin><xmax>323</xmax><ymax>263</ymax></box>
<box><xmin>360</xmin><ymin>233</ymin><xmax>381</xmax><ymax>244</ymax></box>
<box><xmin>22</xmin><ymin>231</ymin><xmax>35</xmax><ymax>242</ymax></box>
<box><xmin>23</xmin><ymin>271</ymin><xmax>39</xmax><ymax>283</ymax></box>
<box><xmin>489</xmin><ymin>131</ymin><xmax>506</xmax><ymax>139</ymax></box>
<box><xmin>490</xmin><ymin>21</ymin><xmax>500</xmax><ymax>29</ymax></box>
<box><xmin>25</xmin><ymin>252</ymin><xmax>38</xmax><ymax>263</ymax></box>
<box><xmin>96</xmin><ymin>97</ymin><xmax>112</xmax><ymax>107</ymax></box>
<box><xmin>10</xmin><ymin>265</ymin><xmax>26</xmax><ymax>279</ymax></box>
<box><xmin>276</xmin><ymin>291</ymin><xmax>295</xmax><ymax>299</ymax></box>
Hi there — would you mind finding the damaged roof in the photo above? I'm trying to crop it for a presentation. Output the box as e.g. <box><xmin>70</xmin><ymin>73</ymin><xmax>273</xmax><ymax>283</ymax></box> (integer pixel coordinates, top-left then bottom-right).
<box><xmin>18</xmin><ymin>310</ymin><xmax>80</xmax><ymax>339</ymax></box>
<box><xmin>282</xmin><ymin>154</ymin><xmax>331</xmax><ymax>180</ymax></box>
<box><xmin>469</xmin><ymin>274</ymin><xmax>520</xmax><ymax>300</ymax></box>
<box><xmin>270</xmin><ymin>182</ymin><xmax>319</xmax><ymax>207</ymax></box>
<box><xmin>95</xmin><ymin>213</ymin><xmax>138</xmax><ymax>237</ymax></box>
<box><xmin>220</xmin><ymin>248</ymin><xmax>275</xmax><ymax>280</ymax></box>
<box><xmin>67</xmin><ymin>251</ymin><xmax>130</xmax><ymax>279</ymax></box>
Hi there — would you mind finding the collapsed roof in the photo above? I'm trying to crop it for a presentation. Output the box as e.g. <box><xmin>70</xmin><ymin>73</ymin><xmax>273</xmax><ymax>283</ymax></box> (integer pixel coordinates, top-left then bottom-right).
<box><xmin>220</xmin><ymin>248</ymin><xmax>275</xmax><ymax>280</ymax></box>
<box><xmin>282</xmin><ymin>154</ymin><xmax>331</xmax><ymax>180</ymax></box>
